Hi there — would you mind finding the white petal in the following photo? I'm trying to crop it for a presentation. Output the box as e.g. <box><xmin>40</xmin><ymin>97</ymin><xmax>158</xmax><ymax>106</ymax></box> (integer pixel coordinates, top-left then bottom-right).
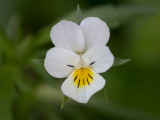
<box><xmin>50</xmin><ymin>20</ymin><xmax>85</xmax><ymax>53</ymax></box>
<box><xmin>61</xmin><ymin>72</ymin><xmax>87</xmax><ymax>103</ymax></box>
<box><xmin>82</xmin><ymin>45</ymin><xmax>114</xmax><ymax>73</ymax></box>
<box><xmin>44</xmin><ymin>47</ymin><xmax>80</xmax><ymax>78</ymax></box>
<box><xmin>85</xmin><ymin>70</ymin><xmax>105</xmax><ymax>102</ymax></box>
<box><xmin>61</xmin><ymin>70</ymin><xmax>105</xmax><ymax>103</ymax></box>
<box><xmin>80</xmin><ymin>17</ymin><xmax>110</xmax><ymax>51</ymax></box>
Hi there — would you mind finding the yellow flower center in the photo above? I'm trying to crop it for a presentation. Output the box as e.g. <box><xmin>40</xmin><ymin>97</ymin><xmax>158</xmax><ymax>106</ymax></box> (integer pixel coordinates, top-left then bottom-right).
<box><xmin>73</xmin><ymin>68</ymin><xmax>94</xmax><ymax>88</ymax></box>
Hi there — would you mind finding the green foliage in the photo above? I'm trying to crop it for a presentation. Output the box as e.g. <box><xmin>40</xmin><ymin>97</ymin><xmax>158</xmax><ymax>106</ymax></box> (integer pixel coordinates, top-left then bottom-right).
<box><xmin>82</xmin><ymin>5</ymin><xmax>156</xmax><ymax>29</ymax></box>
<box><xmin>34</xmin><ymin>4</ymin><xmax>155</xmax><ymax>48</ymax></box>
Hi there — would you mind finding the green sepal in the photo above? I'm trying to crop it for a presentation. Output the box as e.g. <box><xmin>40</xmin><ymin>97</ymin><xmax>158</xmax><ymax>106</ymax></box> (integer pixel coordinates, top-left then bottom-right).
<box><xmin>102</xmin><ymin>88</ymin><xmax>108</xmax><ymax>103</ymax></box>
<box><xmin>113</xmin><ymin>57</ymin><xmax>131</xmax><ymax>67</ymax></box>
<box><xmin>75</xmin><ymin>4</ymin><xmax>83</xmax><ymax>25</ymax></box>
<box><xmin>61</xmin><ymin>95</ymin><xmax>68</xmax><ymax>109</ymax></box>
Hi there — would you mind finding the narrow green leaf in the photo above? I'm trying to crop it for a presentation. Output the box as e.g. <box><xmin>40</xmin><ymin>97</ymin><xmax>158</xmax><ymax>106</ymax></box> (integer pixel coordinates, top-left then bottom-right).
<box><xmin>6</xmin><ymin>15</ymin><xmax>22</xmax><ymax>42</ymax></box>
<box><xmin>75</xmin><ymin>4</ymin><xmax>83</xmax><ymax>25</ymax></box>
<box><xmin>29</xmin><ymin>61</ymin><xmax>60</xmax><ymax>88</ymax></box>
<box><xmin>102</xmin><ymin>88</ymin><xmax>108</xmax><ymax>103</ymax></box>
<box><xmin>83</xmin><ymin>5</ymin><xmax>155</xmax><ymax>29</ymax></box>
<box><xmin>16</xmin><ymin>35</ymin><xmax>34</xmax><ymax>62</ymax></box>
<box><xmin>0</xmin><ymin>28</ymin><xmax>14</xmax><ymax>60</ymax></box>
<box><xmin>34</xmin><ymin>27</ymin><xmax>50</xmax><ymax>48</ymax></box>
<box><xmin>113</xmin><ymin>57</ymin><xmax>131</xmax><ymax>67</ymax></box>
<box><xmin>61</xmin><ymin>95</ymin><xmax>68</xmax><ymax>109</ymax></box>
<box><xmin>30</xmin><ymin>59</ymin><xmax>44</xmax><ymax>66</ymax></box>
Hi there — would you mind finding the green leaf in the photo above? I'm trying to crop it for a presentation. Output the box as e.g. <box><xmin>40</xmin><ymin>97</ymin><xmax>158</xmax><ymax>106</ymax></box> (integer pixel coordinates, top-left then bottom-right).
<box><xmin>83</xmin><ymin>5</ymin><xmax>156</xmax><ymax>29</ymax></box>
<box><xmin>75</xmin><ymin>4</ymin><xmax>83</xmax><ymax>25</ymax></box>
<box><xmin>0</xmin><ymin>28</ymin><xmax>14</xmax><ymax>61</ymax></box>
<box><xmin>30</xmin><ymin>59</ymin><xmax>44</xmax><ymax>66</ymax></box>
<box><xmin>34</xmin><ymin>27</ymin><xmax>51</xmax><ymax>48</ymax></box>
<box><xmin>29</xmin><ymin>60</ymin><xmax>60</xmax><ymax>88</ymax></box>
<box><xmin>16</xmin><ymin>35</ymin><xmax>35</xmax><ymax>62</ymax></box>
<box><xmin>113</xmin><ymin>57</ymin><xmax>131</xmax><ymax>67</ymax></box>
<box><xmin>61</xmin><ymin>95</ymin><xmax>68</xmax><ymax>109</ymax></box>
<box><xmin>6</xmin><ymin>15</ymin><xmax>22</xmax><ymax>42</ymax></box>
<box><xmin>102</xmin><ymin>88</ymin><xmax>108</xmax><ymax>103</ymax></box>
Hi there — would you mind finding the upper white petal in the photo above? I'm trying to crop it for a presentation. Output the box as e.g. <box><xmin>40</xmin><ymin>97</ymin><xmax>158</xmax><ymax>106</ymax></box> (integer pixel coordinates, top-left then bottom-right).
<box><xmin>61</xmin><ymin>70</ymin><xmax>105</xmax><ymax>103</ymax></box>
<box><xmin>50</xmin><ymin>20</ymin><xmax>85</xmax><ymax>53</ymax></box>
<box><xmin>82</xmin><ymin>45</ymin><xmax>114</xmax><ymax>73</ymax></box>
<box><xmin>44</xmin><ymin>47</ymin><xmax>80</xmax><ymax>78</ymax></box>
<box><xmin>80</xmin><ymin>17</ymin><xmax>110</xmax><ymax>51</ymax></box>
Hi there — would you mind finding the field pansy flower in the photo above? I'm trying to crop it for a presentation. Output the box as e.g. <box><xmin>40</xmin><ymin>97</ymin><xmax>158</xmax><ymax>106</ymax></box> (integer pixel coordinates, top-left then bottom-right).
<box><xmin>44</xmin><ymin>17</ymin><xmax>114</xmax><ymax>103</ymax></box>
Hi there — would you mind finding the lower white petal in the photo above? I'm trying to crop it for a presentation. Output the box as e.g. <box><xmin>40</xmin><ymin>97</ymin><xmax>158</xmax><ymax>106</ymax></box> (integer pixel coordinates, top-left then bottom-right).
<box><xmin>44</xmin><ymin>47</ymin><xmax>80</xmax><ymax>78</ymax></box>
<box><xmin>61</xmin><ymin>68</ymin><xmax>105</xmax><ymax>103</ymax></box>
<box><xmin>82</xmin><ymin>45</ymin><xmax>114</xmax><ymax>73</ymax></box>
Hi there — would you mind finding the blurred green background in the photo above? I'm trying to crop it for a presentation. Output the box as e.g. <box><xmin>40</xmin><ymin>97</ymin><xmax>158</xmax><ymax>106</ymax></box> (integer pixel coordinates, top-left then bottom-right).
<box><xmin>0</xmin><ymin>0</ymin><xmax>160</xmax><ymax>120</ymax></box>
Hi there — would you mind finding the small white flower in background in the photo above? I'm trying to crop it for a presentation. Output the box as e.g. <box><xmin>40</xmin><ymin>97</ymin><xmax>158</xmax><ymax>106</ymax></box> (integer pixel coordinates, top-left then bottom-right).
<box><xmin>44</xmin><ymin>17</ymin><xmax>114</xmax><ymax>103</ymax></box>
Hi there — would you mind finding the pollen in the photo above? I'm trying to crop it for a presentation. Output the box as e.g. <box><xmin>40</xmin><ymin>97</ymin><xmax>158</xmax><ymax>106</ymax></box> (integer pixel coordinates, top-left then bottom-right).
<box><xmin>73</xmin><ymin>68</ymin><xmax>94</xmax><ymax>88</ymax></box>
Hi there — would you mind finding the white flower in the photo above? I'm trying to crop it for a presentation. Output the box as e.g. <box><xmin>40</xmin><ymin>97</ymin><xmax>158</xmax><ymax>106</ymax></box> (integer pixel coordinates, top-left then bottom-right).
<box><xmin>44</xmin><ymin>17</ymin><xmax>114</xmax><ymax>103</ymax></box>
